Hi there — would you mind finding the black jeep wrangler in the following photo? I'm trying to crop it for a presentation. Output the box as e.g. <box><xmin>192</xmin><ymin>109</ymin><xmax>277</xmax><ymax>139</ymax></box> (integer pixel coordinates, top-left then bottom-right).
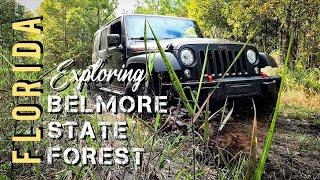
<box><xmin>91</xmin><ymin>14</ymin><xmax>281</xmax><ymax>116</ymax></box>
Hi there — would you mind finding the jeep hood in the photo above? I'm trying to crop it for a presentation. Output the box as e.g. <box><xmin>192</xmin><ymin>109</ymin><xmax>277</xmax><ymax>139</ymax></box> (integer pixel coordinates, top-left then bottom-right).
<box><xmin>127</xmin><ymin>38</ymin><xmax>247</xmax><ymax>52</ymax></box>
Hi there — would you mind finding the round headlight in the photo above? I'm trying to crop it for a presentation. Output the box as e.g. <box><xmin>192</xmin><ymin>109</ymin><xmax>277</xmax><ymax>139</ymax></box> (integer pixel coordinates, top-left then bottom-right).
<box><xmin>180</xmin><ymin>48</ymin><xmax>194</xmax><ymax>66</ymax></box>
<box><xmin>246</xmin><ymin>49</ymin><xmax>257</xmax><ymax>64</ymax></box>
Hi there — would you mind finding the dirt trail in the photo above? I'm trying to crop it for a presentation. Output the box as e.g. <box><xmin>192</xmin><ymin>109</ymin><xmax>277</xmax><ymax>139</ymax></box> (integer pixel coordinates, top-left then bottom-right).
<box><xmin>146</xmin><ymin>106</ymin><xmax>320</xmax><ymax>179</ymax></box>
<box><xmin>164</xmin><ymin>104</ymin><xmax>320</xmax><ymax>179</ymax></box>
<box><xmin>209</xmin><ymin>116</ymin><xmax>320</xmax><ymax>179</ymax></box>
<box><xmin>88</xmin><ymin>90</ymin><xmax>320</xmax><ymax>179</ymax></box>
<box><xmin>265</xmin><ymin>118</ymin><xmax>320</xmax><ymax>179</ymax></box>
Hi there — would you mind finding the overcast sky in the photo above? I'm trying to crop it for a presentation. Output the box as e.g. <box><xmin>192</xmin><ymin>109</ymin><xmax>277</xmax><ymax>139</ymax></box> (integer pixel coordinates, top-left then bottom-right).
<box><xmin>16</xmin><ymin>0</ymin><xmax>138</xmax><ymax>16</ymax></box>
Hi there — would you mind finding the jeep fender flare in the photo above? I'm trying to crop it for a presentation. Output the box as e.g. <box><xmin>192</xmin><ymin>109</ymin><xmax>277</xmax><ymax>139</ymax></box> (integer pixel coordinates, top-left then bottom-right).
<box><xmin>126</xmin><ymin>52</ymin><xmax>181</xmax><ymax>72</ymax></box>
<box><xmin>258</xmin><ymin>52</ymin><xmax>278</xmax><ymax>68</ymax></box>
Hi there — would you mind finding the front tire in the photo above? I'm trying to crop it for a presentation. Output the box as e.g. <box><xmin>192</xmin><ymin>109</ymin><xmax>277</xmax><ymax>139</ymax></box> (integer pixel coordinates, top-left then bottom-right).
<box><xmin>255</xmin><ymin>90</ymin><xmax>279</xmax><ymax>121</ymax></box>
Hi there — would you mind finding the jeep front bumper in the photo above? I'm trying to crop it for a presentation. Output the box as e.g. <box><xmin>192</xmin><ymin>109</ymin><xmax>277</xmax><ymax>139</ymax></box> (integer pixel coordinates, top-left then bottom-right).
<box><xmin>162</xmin><ymin>76</ymin><xmax>281</xmax><ymax>101</ymax></box>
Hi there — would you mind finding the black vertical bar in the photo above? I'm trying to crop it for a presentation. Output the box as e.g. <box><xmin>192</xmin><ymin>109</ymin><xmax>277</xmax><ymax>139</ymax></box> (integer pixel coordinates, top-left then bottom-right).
<box><xmin>221</xmin><ymin>49</ymin><xmax>229</xmax><ymax>75</ymax></box>
<box><xmin>207</xmin><ymin>51</ymin><xmax>210</xmax><ymax>74</ymax></box>
<box><xmin>211</xmin><ymin>50</ymin><xmax>218</xmax><ymax>76</ymax></box>
<box><xmin>218</xmin><ymin>49</ymin><xmax>224</xmax><ymax>76</ymax></box>
<box><xmin>235</xmin><ymin>50</ymin><xmax>243</xmax><ymax>75</ymax></box>
<box><xmin>229</xmin><ymin>49</ymin><xmax>236</xmax><ymax>74</ymax></box>
<box><xmin>233</xmin><ymin>50</ymin><xmax>242</xmax><ymax>75</ymax></box>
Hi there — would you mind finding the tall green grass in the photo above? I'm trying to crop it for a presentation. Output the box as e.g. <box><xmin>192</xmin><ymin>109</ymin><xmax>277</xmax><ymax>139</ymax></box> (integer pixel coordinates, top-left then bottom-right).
<box><xmin>148</xmin><ymin>22</ymin><xmax>194</xmax><ymax>115</ymax></box>
<box><xmin>194</xmin><ymin>44</ymin><xmax>210</xmax><ymax>113</ymax></box>
<box><xmin>254</xmin><ymin>32</ymin><xmax>294</xmax><ymax>179</ymax></box>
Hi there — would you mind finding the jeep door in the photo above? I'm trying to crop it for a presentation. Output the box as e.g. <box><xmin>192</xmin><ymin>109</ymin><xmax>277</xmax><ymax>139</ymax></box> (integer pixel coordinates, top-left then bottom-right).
<box><xmin>93</xmin><ymin>27</ymin><xmax>110</xmax><ymax>89</ymax></box>
<box><xmin>107</xmin><ymin>20</ymin><xmax>125</xmax><ymax>89</ymax></box>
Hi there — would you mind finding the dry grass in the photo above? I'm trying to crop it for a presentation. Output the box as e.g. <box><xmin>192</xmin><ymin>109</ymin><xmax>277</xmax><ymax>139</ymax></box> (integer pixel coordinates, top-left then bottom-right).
<box><xmin>282</xmin><ymin>87</ymin><xmax>320</xmax><ymax>109</ymax></box>
<box><xmin>263</xmin><ymin>64</ymin><xmax>320</xmax><ymax>120</ymax></box>
<box><xmin>281</xmin><ymin>87</ymin><xmax>320</xmax><ymax>119</ymax></box>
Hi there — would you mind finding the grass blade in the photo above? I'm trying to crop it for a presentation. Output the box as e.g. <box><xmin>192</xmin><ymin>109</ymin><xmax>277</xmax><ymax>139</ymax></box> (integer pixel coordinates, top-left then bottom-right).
<box><xmin>0</xmin><ymin>53</ymin><xmax>13</xmax><ymax>67</ymax></box>
<box><xmin>188</xmin><ymin>87</ymin><xmax>200</xmax><ymax>110</ymax></box>
<box><xmin>144</xmin><ymin>17</ymin><xmax>147</xmax><ymax>55</ymax></box>
<box><xmin>204</xmin><ymin>99</ymin><xmax>210</xmax><ymax>143</ymax></box>
<box><xmin>220</xmin><ymin>96</ymin><xmax>228</xmax><ymax>124</ymax></box>
<box><xmin>208</xmin><ymin>107</ymin><xmax>223</xmax><ymax>121</ymax></box>
<box><xmin>144</xmin><ymin>52</ymin><xmax>156</xmax><ymax>82</ymax></box>
<box><xmin>193</xmin><ymin>44</ymin><xmax>210</xmax><ymax>113</ymax></box>
<box><xmin>148</xmin><ymin>53</ymin><xmax>156</xmax><ymax>74</ymax></box>
<box><xmin>154</xmin><ymin>113</ymin><xmax>161</xmax><ymax>131</ymax></box>
<box><xmin>254</xmin><ymin>32</ymin><xmax>294</xmax><ymax>179</ymax></box>
<box><xmin>148</xmin><ymin>22</ymin><xmax>193</xmax><ymax>115</ymax></box>
<box><xmin>219</xmin><ymin>100</ymin><xmax>234</xmax><ymax>131</ymax></box>
<box><xmin>245</xmin><ymin>98</ymin><xmax>258</xmax><ymax>180</ymax></box>
<box><xmin>144</xmin><ymin>17</ymin><xmax>152</xmax><ymax>84</ymax></box>
<box><xmin>175</xmin><ymin>169</ymin><xmax>189</xmax><ymax>180</ymax></box>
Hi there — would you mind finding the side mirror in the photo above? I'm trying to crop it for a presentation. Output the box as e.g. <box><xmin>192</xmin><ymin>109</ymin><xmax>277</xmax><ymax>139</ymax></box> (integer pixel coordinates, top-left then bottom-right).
<box><xmin>107</xmin><ymin>34</ymin><xmax>120</xmax><ymax>47</ymax></box>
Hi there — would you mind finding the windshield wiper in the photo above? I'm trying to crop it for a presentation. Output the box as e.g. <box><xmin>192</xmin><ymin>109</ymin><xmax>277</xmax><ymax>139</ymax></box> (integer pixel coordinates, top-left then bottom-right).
<box><xmin>131</xmin><ymin>37</ymin><xmax>155</xmax><ymax>40</ymax></box>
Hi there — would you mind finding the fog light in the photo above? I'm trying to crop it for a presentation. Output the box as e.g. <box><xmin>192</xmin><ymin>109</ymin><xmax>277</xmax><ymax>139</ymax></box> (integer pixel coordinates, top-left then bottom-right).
<box><xmin>184</xmin><ymin>69</ymin><xmax>191</xmax><ymax>78</ymax></box>
<box><xmin>254</xmin><ymin>67</ymin><xmax>260</xmax><ymax>75</ymax></box>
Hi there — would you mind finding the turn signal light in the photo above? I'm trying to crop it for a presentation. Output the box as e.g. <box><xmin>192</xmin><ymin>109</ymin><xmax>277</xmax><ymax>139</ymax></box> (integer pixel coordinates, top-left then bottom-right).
<box><xmin>205</xmin><ymin>74</ymin><xmax>214</xmax><ymax>82</ymax></box>
<box><xmin>260</xmin><ymin>72</ymin><xmax>268</xmax><ymax>78</ymax></box>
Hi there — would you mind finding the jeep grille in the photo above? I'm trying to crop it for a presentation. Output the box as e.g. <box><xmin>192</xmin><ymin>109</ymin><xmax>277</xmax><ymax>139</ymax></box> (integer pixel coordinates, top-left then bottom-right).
<box><xmin>199</xmin><ymin>46</ymin><xmax>253</xmax><ymax>77</ymax></box>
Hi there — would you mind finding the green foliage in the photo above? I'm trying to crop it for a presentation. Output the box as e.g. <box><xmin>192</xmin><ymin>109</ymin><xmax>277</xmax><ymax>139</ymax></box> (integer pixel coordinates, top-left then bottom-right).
<box><xmin>286</xmin><ymin>65</ymin><xmax>320</xmax><ymax>92</ymax></box>
<box><xmin>188</xmin><ymin>0</ymin><xmax>229</xmax><ymax>37</ymax></box>
<box><xmin>0</xmin><ymin>0</ymin><xmax>31</xmax><ymax>49</ymax></box>
<box><xmin>38</xmin><ymin>0</ymin><xmax>117</xmax><ymax>66</ymax></box>
<box><xmin>221</xmin><ymin>0</ymin><xmax>264</xmax><ymax>39</ymax></box>
<box><xmin>135</xmin><ymin>0</ymin><xmax>190</xmax><ymax>17</ymax></box>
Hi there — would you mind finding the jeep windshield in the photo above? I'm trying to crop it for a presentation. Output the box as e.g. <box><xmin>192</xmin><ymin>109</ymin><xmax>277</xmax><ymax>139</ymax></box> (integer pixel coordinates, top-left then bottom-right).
<box><xmin>126</xmin><ymin>16</ymin><xmax>202</xmax><ymax>40</ymax></box>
